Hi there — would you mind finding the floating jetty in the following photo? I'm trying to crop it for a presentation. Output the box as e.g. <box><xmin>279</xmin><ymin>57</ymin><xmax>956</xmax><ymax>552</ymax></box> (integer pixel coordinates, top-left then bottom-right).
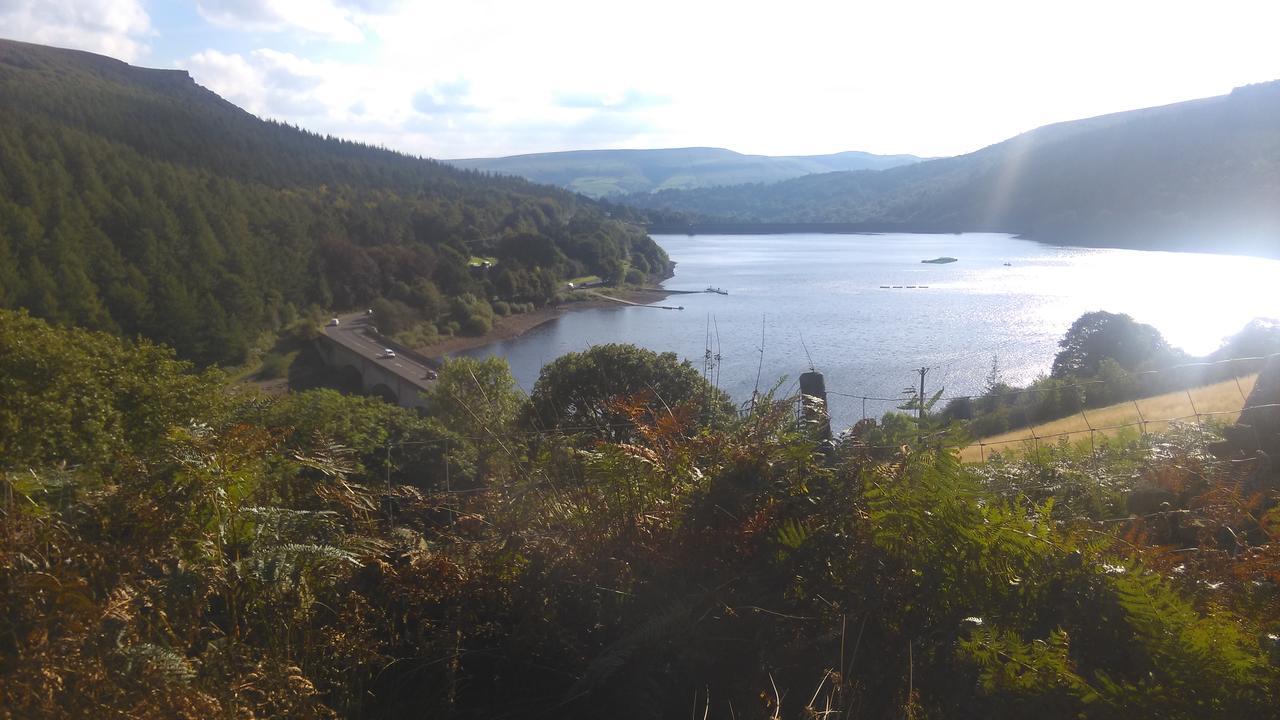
<box><xmin>586</xmin><ymin>290</ymin><xmax>683</xmax><ymax>310</ymax></box>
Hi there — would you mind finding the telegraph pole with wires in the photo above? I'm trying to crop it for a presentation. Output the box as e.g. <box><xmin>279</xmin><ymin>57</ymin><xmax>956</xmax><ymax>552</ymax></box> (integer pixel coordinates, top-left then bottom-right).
<box><xmin>915</xmin><ymin>366</ymin><xmax>930</xmax><ymax>446</ymax></box>
<box><xmin>916</xmin><ymin>366</ymin><xmax>929</xmax><ymax>426</ymax></box>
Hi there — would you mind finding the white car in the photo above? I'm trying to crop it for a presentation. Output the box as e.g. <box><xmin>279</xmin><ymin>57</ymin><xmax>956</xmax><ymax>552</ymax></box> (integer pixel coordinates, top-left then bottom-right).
<box><xmin>327</xmin><ymin>317</ymin><xmax>340</xmax><ymax>327</ymax></box>
<box><xmin>379</xmin><ymin>348</ymin><xmax>396</xmax><ymax>359</ymax></box>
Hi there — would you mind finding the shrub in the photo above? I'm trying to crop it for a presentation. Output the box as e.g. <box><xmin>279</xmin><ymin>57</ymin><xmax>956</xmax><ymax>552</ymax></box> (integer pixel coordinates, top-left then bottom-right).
<box><xmin>257</xmin><ymin>352</ymin><xmax>291</xmax><ymax>379</ymax></box>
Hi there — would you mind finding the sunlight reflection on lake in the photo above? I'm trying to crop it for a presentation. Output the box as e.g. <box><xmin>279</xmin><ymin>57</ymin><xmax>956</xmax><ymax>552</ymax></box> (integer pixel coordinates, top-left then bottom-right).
<box><xmin>458</xmin><ymin>234</ymin><xmax>1280</xmax><ymax>430</ymax></box>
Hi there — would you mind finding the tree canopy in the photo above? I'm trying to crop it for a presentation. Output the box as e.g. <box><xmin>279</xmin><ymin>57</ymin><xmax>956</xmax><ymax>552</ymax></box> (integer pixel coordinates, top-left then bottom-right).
<box><xmin>523</xmin><ymin>343</ymin><xmax>733</xmax><ymax>440</ymax></box>
<box><xmin>1051</xmin><ymin>310</ymin><xmax>1179</xmax><ymax>378</ymax></box>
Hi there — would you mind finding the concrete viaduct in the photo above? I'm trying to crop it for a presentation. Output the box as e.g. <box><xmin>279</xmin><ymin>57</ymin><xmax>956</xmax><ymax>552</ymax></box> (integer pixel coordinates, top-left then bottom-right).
<box><xmin>313</xmin><ymin>313</ymin><xmax>437</xmax><ymax>411</ymax></box>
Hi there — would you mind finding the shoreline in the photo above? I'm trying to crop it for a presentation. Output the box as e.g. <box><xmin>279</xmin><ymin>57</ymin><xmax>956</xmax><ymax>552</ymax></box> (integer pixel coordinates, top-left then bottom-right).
<box><xmin>411</xmin><ymin>287</ymin><xmax>677</xmax><ymax>360</ymax></box>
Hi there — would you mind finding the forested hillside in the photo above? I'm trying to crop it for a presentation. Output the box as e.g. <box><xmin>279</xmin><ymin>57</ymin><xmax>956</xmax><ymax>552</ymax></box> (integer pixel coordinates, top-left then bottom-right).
<box><xmin>0</xmin><ymin>40</ymin><xmax>669</xmax><ymax>365</ymax></box>
<box><xmin>627</xmin><ymin>82</ymin><xmax>1280</xmax><ymax>257</ymax></box>
<box><xmin>447</xmin><ymin>147</ymin><xmax>923</xmax><ymax>197</ymax></box>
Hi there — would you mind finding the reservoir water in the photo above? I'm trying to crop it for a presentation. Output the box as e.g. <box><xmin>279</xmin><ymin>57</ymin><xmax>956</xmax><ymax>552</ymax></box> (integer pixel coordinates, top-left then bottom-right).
<box><xmin>458</xmin><ymin>233</ymin><xmax>1280</xmax><ymax>430</ymax></box>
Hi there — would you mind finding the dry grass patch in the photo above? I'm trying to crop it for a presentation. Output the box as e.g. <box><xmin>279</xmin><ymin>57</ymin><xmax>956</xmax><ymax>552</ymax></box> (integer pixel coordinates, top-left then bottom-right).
<box><xmin>960</xmin><ymin>373</ymin><xmax>1258</xmax><ymax>463</ymax></box>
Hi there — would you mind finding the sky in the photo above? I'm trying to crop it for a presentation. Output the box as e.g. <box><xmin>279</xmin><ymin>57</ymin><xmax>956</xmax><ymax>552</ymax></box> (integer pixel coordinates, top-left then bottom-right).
<box><xmin>3</xmin><ymin>0</ymin><xmax>1279</xmax><ymax>160</ymax></box>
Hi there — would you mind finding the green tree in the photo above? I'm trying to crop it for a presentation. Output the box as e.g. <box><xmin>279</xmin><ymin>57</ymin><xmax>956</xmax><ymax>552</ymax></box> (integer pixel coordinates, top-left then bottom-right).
<box><xmin>523</xmin><ymin>343</ymin><xmax>732</xmax><ymax>440</ymax></box>
<box><xmin>422</xmin><ymin>356</ymin><xmax>522</xmax><ymax>486</ymax></box>
<box><xmin>1051</xmin><ymin>311</ymin><xmax>1177</xmax><ymax>378</ymax></box>
<box><xmin>0</xmin><ymin>309</ymin><xmax>223</xmax><ymax>471</ymax></box>
<box><xmin>261</xmin><ymin>388</ymin><xmax>447</xmax><ymax>488</ymax></box>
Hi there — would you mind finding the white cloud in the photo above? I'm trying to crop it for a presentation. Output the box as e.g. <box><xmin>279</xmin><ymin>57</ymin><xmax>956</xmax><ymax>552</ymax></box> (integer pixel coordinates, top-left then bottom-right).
<box><xmin>186</xmin><ymin>48</ymin><xmax>333</xmax><ymax>118</ymax></box>
<box><xmin>6</xmin><ymin>0</ymin><xmax>1280</xmax><ymax>158</ymax></box>
<box><xmin>195</xmin><ymin>0</ymin><xmax>377</xmax><ymax>43</ymax></box>
<box><xmin>180</xmin><ymin>0</ymin><xmax>1280</xmax><ymax>159</ymax></box>
<box><xmin>183</xmin><ymin>38</ymin><xmax>670</xmax><ymax>159</ymax></box>
<box><xmin>0</xmin><ymin>0</ymin><xmax>150</xmax><ymax>61</ymax></box>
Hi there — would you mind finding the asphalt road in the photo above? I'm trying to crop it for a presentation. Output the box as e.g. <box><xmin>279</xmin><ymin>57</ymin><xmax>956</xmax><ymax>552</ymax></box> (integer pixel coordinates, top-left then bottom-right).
<box><xmin>323</xmin><ymin>313</ymin><xmax>436</xmax><ymax>391</ymax></box>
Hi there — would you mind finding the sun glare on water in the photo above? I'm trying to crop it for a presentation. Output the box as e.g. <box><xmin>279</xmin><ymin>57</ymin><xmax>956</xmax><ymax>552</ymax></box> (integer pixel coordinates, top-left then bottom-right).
<box><xmin>1031</xmin><ymin>248</ymin><xmax>1279</xmax><ymax>356</ymax></box>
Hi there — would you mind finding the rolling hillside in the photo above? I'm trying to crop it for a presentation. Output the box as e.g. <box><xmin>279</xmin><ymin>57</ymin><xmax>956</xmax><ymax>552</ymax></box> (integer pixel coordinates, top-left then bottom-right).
<box><xmin>626</xmin><ymin>83</ymin><xmax>1280</xmax><ymax>257</ymax></box>
<box><xmin>447</xmin><ymin>146</ymin><xmax>923</xmax><ymax>197</ymax></box>
<box><xmin>959</xmin><ymin>373</ymin><xmax>1258</xmax><ymax>463</ymax></box>
<box><xmin>0</xmin><ymin>40</ymin><xmax>669</xmax><ymax>364</ymax></box>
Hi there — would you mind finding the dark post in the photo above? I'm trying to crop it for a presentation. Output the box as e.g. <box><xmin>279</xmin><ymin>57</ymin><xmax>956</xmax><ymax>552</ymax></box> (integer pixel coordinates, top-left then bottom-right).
<box><xmin>799</xmin><ymin>371</ymin><xmax>832</xmax><ymax>441</ymax></box>
<box><xmin>916</xmin><ymin>366</ymin><xmax>929</xmax><ymax>426</ymax></box>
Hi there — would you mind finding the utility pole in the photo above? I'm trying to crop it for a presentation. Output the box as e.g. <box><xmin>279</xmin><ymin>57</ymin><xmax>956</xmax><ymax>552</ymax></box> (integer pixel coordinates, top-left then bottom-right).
<box><xmin>916</xmin><ymin>366</ymin><xmax>930</xmax><ymax>446</ymax></box>
<box><xmin>916</xmin><ymin>367</ymin><xmax>929</xmax><ymax>425</ymax></box>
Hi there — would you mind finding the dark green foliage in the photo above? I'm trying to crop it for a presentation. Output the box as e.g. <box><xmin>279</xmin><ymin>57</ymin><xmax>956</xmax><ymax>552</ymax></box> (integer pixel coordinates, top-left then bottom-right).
<box><xmin>420</xmin><ymin>356</ymin><xmax>523</xmax><ymax>488</ymax></box>
<box><xmin>447</xmin><ymin>294</ymin><xmax>494</xmax><ymax>336</ymax></box>
<box><xmin>0</xmin><ymin>309</ymin><xmax>223</xmax><ymax>470</ymax></box>
<box><xmin>522</xmin><ymin>343</ymin><xmax>732</xmax><ymax>440</ymax></box>
<box><xmin>0</xmin><ymin>39</ymin><xmax>670</xmax><ymax>365</ymax></box>
<box><xmin>1052</xmin><ymin>311</ymin><xmax>1179</xmax><ymax>378</ymax></box>
<box><xmin>257</xmin><ymin>388</ymin><xmax>450</xmax><ymax>489</ymax></box>
<box><xmin>4</xmin><ymin>309</ymin><xmax>1278</xmax><ymax>718</ymax></box>
<box><xmin>257</xmin><ymin>352</ymin><xmax>292</xmax><ymax>380</ymax></box>
<box><xmin>370</xmin><ymin>297</ymin><xmax>415</xmax><ymax>336</ymax></box>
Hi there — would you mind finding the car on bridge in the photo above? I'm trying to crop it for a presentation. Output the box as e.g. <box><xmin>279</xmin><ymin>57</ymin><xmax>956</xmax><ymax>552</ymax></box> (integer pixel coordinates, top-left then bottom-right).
<box><xmin>379</xmin><ymin>348</ymin><xmax>396</xmax><ymax>359</ymax></box>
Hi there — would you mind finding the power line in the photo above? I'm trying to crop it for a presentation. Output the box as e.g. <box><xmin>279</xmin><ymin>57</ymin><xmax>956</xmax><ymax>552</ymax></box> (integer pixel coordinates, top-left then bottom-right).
<box><xmin>825</xmin><ymin>353</ymin><xmax>1276</xmax><ymax>406</ymax></box>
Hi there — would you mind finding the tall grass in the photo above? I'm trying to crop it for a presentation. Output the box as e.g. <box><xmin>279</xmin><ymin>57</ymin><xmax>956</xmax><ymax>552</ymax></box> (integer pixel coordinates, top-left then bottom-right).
<box><xmin>960</xmin><ymin>373</ymin><xmax>1258</xmax><ymax>462</ymax></box>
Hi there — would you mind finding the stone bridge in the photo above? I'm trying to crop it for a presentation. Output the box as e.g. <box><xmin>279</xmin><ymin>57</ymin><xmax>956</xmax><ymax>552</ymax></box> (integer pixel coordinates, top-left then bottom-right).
<box><xmin>313</xmin><ymin>314</ymin><xmax>436</xmax><ymax>410</ymax></box>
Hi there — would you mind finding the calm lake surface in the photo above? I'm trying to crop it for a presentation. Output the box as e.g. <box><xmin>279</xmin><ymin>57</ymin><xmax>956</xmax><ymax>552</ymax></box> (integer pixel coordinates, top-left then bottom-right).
<box><xmin>458</xmin><ymin>233</ymin><xmax>1280</xmax><ymax>430</ymax></box>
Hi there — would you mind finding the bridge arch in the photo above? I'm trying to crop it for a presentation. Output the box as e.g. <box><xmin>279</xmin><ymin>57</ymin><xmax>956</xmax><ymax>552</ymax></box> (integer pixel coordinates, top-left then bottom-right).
<box><xmin>334</xmin><ymin>364</ymin><xmax>364</xmax><ymax>394</ymax></box>
<box><xmin>368</xmin><ymin>382</ymin><xmax>399</xmax><ymax>404</ymax></box>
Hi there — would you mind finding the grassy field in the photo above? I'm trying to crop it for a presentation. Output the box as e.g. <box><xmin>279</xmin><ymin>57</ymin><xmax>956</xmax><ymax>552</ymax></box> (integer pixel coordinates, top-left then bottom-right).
<box><xmin>959</xmin><ymin>373</ymin><xmax>1258</xmax><ymax>463</ymax></box>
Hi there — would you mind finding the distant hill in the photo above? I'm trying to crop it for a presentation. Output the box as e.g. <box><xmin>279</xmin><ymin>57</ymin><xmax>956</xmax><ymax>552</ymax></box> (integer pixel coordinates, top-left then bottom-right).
<box><xmin>624</xmin><ymin>84</ymin><xmax>1280</xmax><ymax>257</ymax></box>
<box><xmin>446</xmin><ymin>147</ymin><xmax>924</xmax><ymax>197</ymax></box>
<box><xmin>0</xmin><ymin>40</ymin><xmax>668</xmax><ymax>364</ymax></box>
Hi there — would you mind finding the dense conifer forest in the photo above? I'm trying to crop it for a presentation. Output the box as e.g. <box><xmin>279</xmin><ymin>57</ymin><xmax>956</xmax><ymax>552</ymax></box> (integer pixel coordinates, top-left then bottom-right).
<box><xmin>0</xmin><ymin>40</ymin><xmax>669</xmax><ymax>365</ymax></box>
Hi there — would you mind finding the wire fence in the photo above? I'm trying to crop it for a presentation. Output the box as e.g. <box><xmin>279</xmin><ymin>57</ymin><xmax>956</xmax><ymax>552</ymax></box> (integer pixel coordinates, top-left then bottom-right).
<box><xmin>826</xmin><ymin>354</ymin><xmax>1275</xmax><ymax>407</ymax></box>
<box><xmin>821</xmin><ymin>353</ymin><xmax>1277</xmax><ymax>461</ymax></box>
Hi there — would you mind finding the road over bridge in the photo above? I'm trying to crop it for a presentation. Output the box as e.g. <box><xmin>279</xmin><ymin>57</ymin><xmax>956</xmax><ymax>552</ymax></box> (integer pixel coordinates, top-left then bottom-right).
<box><xmin>314</xmin><ymin>313</ymin><xmax>437</xmax><ymax>410</ymax></box>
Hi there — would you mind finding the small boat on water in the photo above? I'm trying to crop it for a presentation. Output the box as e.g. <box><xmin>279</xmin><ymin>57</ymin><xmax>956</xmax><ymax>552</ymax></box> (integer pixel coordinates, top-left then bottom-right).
<box><xmin>922</xmin><ymin>256</ymin><xmax>958</xmax><ymax>264</ymax></box>
<box><xmin>705</xmin><ymin>286</ymin><xmax>728</xmax><ymax>295</ymax></box>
